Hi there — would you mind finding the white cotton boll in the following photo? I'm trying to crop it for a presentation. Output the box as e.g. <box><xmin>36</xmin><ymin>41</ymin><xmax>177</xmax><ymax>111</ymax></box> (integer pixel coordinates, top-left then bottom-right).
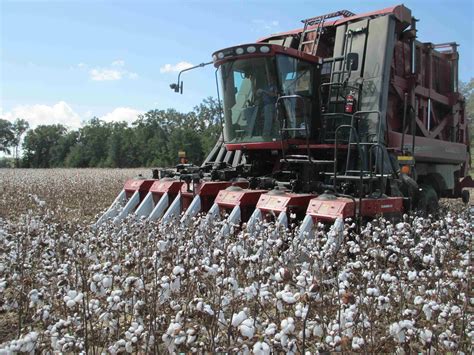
<box><xmin>90</xmin><ymin>282</ymin><xmax>97</xmax><ymax>293</ymax></box>
<box><xmin>408</xmin><ymin>270</ymin><xmax>417</xmax><ymax>281</ymax></box>
<box><xmin>253</xmin><ymin>341</ymin><xmax>270</xmax><ymax>355</ymax></box>
<box><xmin>66</xmin><ymin>299</ymin><xmax>76</xmax><ymax>308</ymax></box>
<box><xmin>281</xmin><ymin>317</ymin><xmax>295</xmax><ymax>334</ymax></box>
<box><xmin>396</xmin><ymin>222</ymin><xmax>405</xmax><ymax>230</ymax></box>
<box><xmin>414</xmin><ymin>296</ymin><xmax>424</xmax><ymax>305</ymax></box>
<box><xmin>239</xmin><ymin>318</ymin><xmax>255</xmax><ymax>338</ymax></box>
<box><xmin>92</xmin><ymin>274</ymin><xmax>102</xmax><ymax>282</ymax></box>
<box><xmin>166</xmin><ymin>322</ymin><xmax>181</xmax><ymax>336</ymax></box>
<box><xmin>389</xmin><ymin>320</ymin><xmax>414</xmax><ymax>343</ymax></box>
<box><xmin>312</xmin><ymin>324</ymin><xmax>323</xmax><ymax>337</ymax></box>
<box><xmin>172</xmin><ymin>265</ymin><xmax>184</xmax><ymax>275</ymax></box>
<box><xmin>265</xmin><ymin>323</ymin><xmax>277</xmax><ymax>336</ymax></box>
<box><xmin>102</xmin><ymin>277</ymin><xmax>112</xmax><ymax>288</ymax></box>
<box><xmin>366</xmin><ymin>287</ymin><xmax>380</xmax><ymax>296</ymax></box>
<box><xmin>67</xmin><ymin>290</ymin><xmax>78</xmax><ymax>299</ymax></box>
<box><xmin>28</xmin><ymin>289</ymin><xmax>40</xmax><ymax>306</ymax></box>
<box><xmin>203</xmin><ymin>304</ymin><xmax>214</xmax><ymax>316</ymax></box>
<box><xmin>281</xmin><ymin>291</ymin><xmax>298</xmax><ymax>304</ymax></box>
<box><xmin>170</xmin><ymin>278</ymin><xmax>180</xmax><ymax>292</ymax></box>
<box><xmin>74</xmin><ymin>292</ymin><xmax>83</xmax><ymax>303</ymax></box>
<box><xmin>422</xmin><ymin>304</ymin><xmax>432</xmax><ymax>320</ymax></box>
<box><xmin>422</xmin><ymin>254</ymin><xmax>432</xmax><ymax>265</ymax></box>
<box><xmin>352</xmin><ymin>336</ymin><xmax>364</xmax><ymax>350</ymax></box>
<box><xmin>174</xmin><ymin>334</ymin><xmax>186</xmax><ymax>345</ymax></box>
<box><xmin>232</xmin><ymin>310</ymin><xmax>247</xmax><ymax>327</ymax></box>
<box><xmin>419</xmin><ymin>329</ymin><xmax>432</xmax><ymax>345</ymax></box>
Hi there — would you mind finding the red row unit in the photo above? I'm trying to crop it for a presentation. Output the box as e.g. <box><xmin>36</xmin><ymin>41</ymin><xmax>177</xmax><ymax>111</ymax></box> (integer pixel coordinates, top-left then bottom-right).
<box><xmin>306</xmin><ymin>195</ymin><xmax>405</xmax><ymax>222</ymax></box>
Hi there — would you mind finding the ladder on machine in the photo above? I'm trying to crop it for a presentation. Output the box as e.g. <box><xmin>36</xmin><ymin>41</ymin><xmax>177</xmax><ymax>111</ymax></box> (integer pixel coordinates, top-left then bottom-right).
<box><xmin>299</xmin><ymin>10</ymin><xmax>355</xmax><ymax>56</ymax></box>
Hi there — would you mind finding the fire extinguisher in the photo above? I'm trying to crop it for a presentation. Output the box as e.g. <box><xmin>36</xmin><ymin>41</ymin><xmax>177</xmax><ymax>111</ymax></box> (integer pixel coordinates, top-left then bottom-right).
<box><xmin>345</xmin><ymin>91</ymin><xmax>356</xmax><ymax>114</ymax></box>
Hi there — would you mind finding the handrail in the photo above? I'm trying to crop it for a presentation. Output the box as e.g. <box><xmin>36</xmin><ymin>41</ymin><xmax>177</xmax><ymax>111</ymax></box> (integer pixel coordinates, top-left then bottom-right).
<box><xmin>334</xmin><ymin>124</ymin><xmax>364</xmax><ymax>222</ymax></box>
<box><xmin>368</xmin><ymin>143</ymin><xmax>387</xmax><ymax>197</ymax></box>
<box><xmin>275</xmin><ymin>94</ymin><xmax>312</xmax><ymax>163</ymax></box>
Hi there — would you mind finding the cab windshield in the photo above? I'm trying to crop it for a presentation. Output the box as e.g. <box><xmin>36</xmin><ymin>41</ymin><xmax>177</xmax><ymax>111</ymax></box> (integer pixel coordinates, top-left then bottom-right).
<box><xmin>219</xmin><ymin>55</ymin><xmax>316</xmax><ymax>143</ymax></box>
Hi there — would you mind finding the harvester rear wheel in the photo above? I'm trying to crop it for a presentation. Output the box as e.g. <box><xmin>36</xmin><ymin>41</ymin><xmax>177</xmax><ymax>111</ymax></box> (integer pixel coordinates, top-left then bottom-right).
<box><xmin>415</xmin><ymin>184</ymin><xmax>439</xmax><ymax>215</ymax></box>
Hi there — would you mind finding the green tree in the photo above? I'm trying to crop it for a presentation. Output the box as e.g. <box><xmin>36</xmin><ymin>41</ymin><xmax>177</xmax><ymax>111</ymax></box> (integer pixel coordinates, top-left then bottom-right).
<box><xmin>65</xmin><ymin>118</ymin><xmax>112</xmax><ymax>167</ymax></box>
<box><xmin>51</xmin><ymin>131</ymin><xmax>79</xmax><ymax>167</ymax></box>
<box><xmin>11</xmin><ymin>118</ymin><xmax>30</xmax><ymax>167</ymax></box>
<box><xmin>0</xmin><ymin>119</ymin><xmax>15</xmax><ymax>154</ymax></box>
<box><xmin>105</xmin><ymin>122</ymin><xmax>139</xmax><ymax>168</ymax></box>
<box><xmin>22</xmin><ymin>124</ymin><xmax>67</xmax><ymax>168</ymax></box>
<box><xmin>460</xmin><ymin>78</ymin><xmax>474</xmax><ymax>119</ymax></box>
<box><xmin>193</xmin><ymin>97</ymin><xmax>223</xmax><ymax>155</ymax></box>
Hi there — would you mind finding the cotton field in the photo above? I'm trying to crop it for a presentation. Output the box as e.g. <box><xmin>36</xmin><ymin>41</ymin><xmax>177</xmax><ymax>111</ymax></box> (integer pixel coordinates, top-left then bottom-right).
<box><xmin>0</xmin><ymin>169</ymin><xmax>472</xmax><ymax>353</ymax></box>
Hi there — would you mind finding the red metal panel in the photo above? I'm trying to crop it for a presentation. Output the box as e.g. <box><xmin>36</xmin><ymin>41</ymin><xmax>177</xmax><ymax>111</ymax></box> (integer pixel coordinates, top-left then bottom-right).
<box><xmin>256</xmin><ymin>5</ymin><xmax>411</xmax><ymax>43</ymax></box>
<box><xmin>123</xmin><ymin>179</ymin><xmax>155</xmax><ymax>199</ymax></box>
<box><xmin>225</xmin><ymin>140</ymin><xmax>302</xmax><ymax>151</ymax></box>
<box><xmin>149</xmin><ymin>180</ymin><xmax>184</xmax><ymax>203</ymax></box>
<box><xmin>213</xmin><ymin>44</ymin><xmax>322</xmax><ymax>68</ymax></box>
<box><xmin>306</xmin><ymin>196</ymin><xmax>404</xmax><ymax>222</ymax></box>
<box><xmin>306</xmin><ymin>197</ymin><xmax>355</xmax><ymax>222</ymax></box>
<box><xmin>257</xmin><ymin>193</ymin><xmax>315</xmax><ymax>213</ymax></box>
<box><xmin>179</xmin><ymin>181</ymin><xmax>250</xmax><ymax>213</ymax></box>
<box><xmin>215</xmin><ymin>189</ymin><xmax>266</xmax><ymax>209</ymax></box>
<box><xmin>360</xmin><ymin>197</ymin><xmax>404</xmax><ymax>217</ymax></box>
<box><xmin>149</xmin><ymin>180</ymin><xmax>184</xmax><ymax>194</ymax></box>
<box><xmin>180</xmin><ymin>181</ymin><xmax>244</xmax><ymax>197</ymax></box>
<box><xmin>388</xmin><ymin>131</ymin><xmax>468</xmax><ymax>164</ymax></box>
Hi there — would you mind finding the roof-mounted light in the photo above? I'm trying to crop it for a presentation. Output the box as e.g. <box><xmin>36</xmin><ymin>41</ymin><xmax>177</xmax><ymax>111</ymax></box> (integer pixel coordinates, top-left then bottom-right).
<box><xmin>217</xmin><ymin>52</ymin><xmax>225</xmax><ymax>59</ymax></box>
<box><xmin>247</xmin><ymin>46</ymin><xmax>256</xmax><ymax>54</ymax></box>
<box><xmin>260</xmin><ymin>46</ymin><xmax>270</xmax><ymax>53</ymax></box>
<box><xmin>235</xmin><ymin>47</ymin><xmax>244</xmax><ymax>55</ymax></box>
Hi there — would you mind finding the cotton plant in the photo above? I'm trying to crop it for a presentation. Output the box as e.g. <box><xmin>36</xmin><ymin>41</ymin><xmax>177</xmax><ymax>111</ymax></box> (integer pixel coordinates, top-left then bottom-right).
<box><xmin>0</xmin><ymin>168</ymin><xmax>472</xmax><ymax>352</ymax></box>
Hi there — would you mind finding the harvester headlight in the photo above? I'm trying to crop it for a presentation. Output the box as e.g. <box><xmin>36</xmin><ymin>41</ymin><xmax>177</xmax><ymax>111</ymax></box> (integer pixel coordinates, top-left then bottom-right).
<box><xmin>246</xmin><ymin>46</ymin><xmax>256</xmax><ymax>53</ymax></box>
<box><xmin>235</xmin><ymin>47</ymin><xmax>244</xmax><ymax>55</ymax></box>
<box><xmin>217</xmin><ymin>52</ymin><xmax>225</xmax><ymax>59</ymax></box>
<box><xmin>212</xmin><ymin>54</ymin><xmax>217</xmax><ymax>61</ymax></box>
<box><xmin>259</xmin><ymin>46</ymin><xmax>270</xmax><ymax>53</ymax></box>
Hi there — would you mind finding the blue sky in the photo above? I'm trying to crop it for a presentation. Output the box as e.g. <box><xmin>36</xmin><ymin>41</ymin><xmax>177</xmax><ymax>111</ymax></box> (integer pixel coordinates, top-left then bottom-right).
<box><xmin>1</xmin><ymin>0</ymin><xmax>473</xmax><ymax>128</ymax></box>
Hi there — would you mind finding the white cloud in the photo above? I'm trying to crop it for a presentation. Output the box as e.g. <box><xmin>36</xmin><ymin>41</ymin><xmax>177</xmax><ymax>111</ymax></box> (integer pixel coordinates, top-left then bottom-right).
<box><xmin>1</xmin><ymin>101</ymin><xmax>83</xmax><ymax>129</ymax></box>
<box><xmin>90</xmin><ymin>68</ymin><xmax>123</xmax><ymax>81</ymax></box>
<box><xmin>1</xmin><ymin>102</ymin><xmax>143</xmax><ymax>129</ymax></box>
<box><xmin>100</xmin><ymin>107</ymin><xmax>143</xmax><ymax>124</ymax></box>
<box><xmin>160</xmin><ymin>61</ymin><xmax>194</xmax><ymax>73</ymax></box>
<box><xmin>111</xmin><ymin>59</ymin><xmax>125</xmax><ymax>67</ymax></box>
<box><xmin>82</xmin><ymin>60</ymin><xmax>138</xmax><ymax>81</ymax></box>
<box><xmin>251</xmin><ymin>19</ymin><xmax>280</xmax><ymax>33</ymax></box>
<box><xmin>128</xmin><ymin>72</ymin><xmax>139</xmax><ymax>80</ymax></box>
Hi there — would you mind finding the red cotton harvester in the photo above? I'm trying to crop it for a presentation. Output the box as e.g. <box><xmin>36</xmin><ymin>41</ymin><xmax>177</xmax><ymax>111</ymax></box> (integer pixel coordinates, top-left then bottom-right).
<box><xmin>97</xmin><ymin>4</ymin><xmax>473</xmax><ymax>237</ymax></box>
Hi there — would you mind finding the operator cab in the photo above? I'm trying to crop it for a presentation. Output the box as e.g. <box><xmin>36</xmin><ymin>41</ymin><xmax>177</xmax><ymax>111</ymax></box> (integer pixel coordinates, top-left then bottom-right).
<box><xmin>213</xmin><ymin>44</ymin><xmax>322</xmax><ymax>147</ymax></box>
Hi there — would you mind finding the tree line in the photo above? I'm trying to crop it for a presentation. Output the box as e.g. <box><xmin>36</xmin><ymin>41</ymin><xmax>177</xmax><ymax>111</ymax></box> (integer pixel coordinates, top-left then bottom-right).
<box><xmin>1</xmin><ymin>79</ymin><xmax>473</xmax><ymax>169</ymax></box>
<box><xmin>0</xmin><ymin>98</ymin><xmax>221</xmax><ymax>168</ymax></box>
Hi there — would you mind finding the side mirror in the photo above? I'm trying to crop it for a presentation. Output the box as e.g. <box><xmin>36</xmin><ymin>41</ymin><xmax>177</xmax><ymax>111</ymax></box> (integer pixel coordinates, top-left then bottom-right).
<box><xmin>346</xmin><ymin>52</ymin><xmax>359</xmax><ymax>71</ymax></box>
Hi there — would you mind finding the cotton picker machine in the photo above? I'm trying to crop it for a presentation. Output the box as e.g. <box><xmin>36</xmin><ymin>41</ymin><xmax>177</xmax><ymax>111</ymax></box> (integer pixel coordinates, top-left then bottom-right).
<box><xmin>97</xmin><ymin>4</ymin><xmax>473</xmax><ymax>237</ymax></box>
